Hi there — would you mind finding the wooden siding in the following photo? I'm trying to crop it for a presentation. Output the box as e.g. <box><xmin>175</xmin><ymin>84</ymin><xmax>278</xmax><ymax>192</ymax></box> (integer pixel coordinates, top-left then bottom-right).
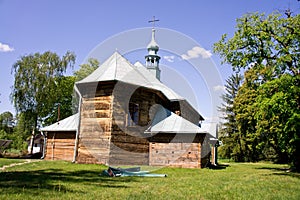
<box><xmin>149</xmin><ymin>133</ymin><xmax>208</xmax><ymax>168</ymax></box>
<box><xmin>149</xmin><ymin>142</ymin><xmax>201</xmax><ymax>168</ymax></box>
<box><xmin>109</xmin><ymin>84</ymin><xmax>155</xmax><ymax>165</ymax></box>
<box><xmin>76</xmin><ymin>82</ymin><xmax>114</xmax><ymax>164</ymax></box>
<box><xmin>45</xmin><ymin>131</ymin><xmax>75</xmax><ymax>161</ymax></box>
<box><xmin>74</xmin><ymin>81</ymin><xmax>209</xmax><ymax>168</ymax></box>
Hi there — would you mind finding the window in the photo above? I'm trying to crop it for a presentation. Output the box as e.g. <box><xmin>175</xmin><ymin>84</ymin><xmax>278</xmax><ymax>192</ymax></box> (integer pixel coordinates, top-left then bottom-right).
<box><xmin>127</xmin><ymin>103</ymin><xmax>139</xmax><ymax>126</ymax></box>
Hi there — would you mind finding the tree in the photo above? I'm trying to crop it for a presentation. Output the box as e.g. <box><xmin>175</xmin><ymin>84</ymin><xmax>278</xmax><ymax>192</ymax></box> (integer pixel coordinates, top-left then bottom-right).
<box><xmin>255</xmin><ymin>74</ymin><xmax>300</xmax><ymax>165</ymax></box>
<box><xmin>0</xmin><ymin>111</ymin><xmax>14</xmax><ymax>133</ymax></box>
<box><xmin>11</xmin><ymin>51</ymin><xmax>76</xmax><ymax>132</ymax></box>
<box><xmin>218</xmin><ymin>73</ymin><xmax>242</xmax><ymax>160</ymax></box>
<box><xmin>214</xmin><ymin>12</ymin><xmax>299</xmax><ymax>77</ymax></box>
<box><xmin>11</xmin><ymin>112</ymin><xmax>32</xmax><ymax>151</ymax></box>
<box><xmin>74</xmin><ymin>58</ymin><xmax>99</xmax><ymax>82</ymax></box>
<box><xmin>43</xmin><ymin>76</ymin><xmax>75</xmax><ymax>125</ymax></box>
<box><xmin>214</xmin><ymin>12</ymin><xmax>300</xmax><ymax>170</ymax></box>
<box><xmin>233</xmin><ymin>68</ymin><xmax>261</xmax><ymax>162</ymax></box>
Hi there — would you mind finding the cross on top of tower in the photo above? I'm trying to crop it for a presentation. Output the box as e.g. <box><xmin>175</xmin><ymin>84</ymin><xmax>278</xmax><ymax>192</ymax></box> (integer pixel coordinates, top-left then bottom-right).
<box><xmin>148</xmin><ymin>16</ymin><xmax>159</xmax><ymax>29</ymax></box>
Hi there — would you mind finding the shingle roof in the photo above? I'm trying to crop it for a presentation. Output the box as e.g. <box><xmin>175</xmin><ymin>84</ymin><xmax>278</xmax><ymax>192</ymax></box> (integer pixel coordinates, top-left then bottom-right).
<box><xmin>76</xmin><ymin>51</ymin><xmax>184</xmax><ymax>100</ymax></box>
<box><xmin>40</xmin><ymin>113</ymin><xmax>79</xmax><ymax>132</ymax></box>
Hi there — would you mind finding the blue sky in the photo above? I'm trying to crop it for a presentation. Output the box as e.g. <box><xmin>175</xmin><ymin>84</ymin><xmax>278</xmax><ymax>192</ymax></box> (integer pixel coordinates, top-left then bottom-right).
<box><xmin>0</xmin><ymin>0</ymin><xmax>299</xmax><ymax>122</ymax></box>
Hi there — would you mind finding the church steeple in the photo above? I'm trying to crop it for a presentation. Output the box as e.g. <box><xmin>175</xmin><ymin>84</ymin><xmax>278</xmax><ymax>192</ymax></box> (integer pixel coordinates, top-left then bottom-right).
<box><xmin>145</xmin><ymin>16</ymin><xmax>161</xmax><ymax>80</ymax></box>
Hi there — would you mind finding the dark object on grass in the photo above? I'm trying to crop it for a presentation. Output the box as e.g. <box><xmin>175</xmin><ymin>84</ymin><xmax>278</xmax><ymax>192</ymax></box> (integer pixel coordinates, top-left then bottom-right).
<box><xmin>102</xmin><ymin>166</ymin><xmax>167</xmax><ymax>177</ymax></box>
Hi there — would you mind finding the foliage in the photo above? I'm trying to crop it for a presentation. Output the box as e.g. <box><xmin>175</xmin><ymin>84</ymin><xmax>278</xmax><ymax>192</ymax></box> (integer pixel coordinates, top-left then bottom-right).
<box><xmin>11</xmin><ymin>51</ymin><xmax>76</xmax><ymax>130</ymax></box>
<box><xmin>0</xmin><ymin>130</ymin><xmax>8</xmax><ymax>140</ymax></box>
<box><xmin>255</xmin><ymin>74</ymin><xmax>300</xmax><ymax>165</ymax></box>
<box><xmin>10</xmin><ymin>113</ymin><xmax>32</xmax><ymax>151</ymax></box>
<box><xmin>0</xmin><ymin>160</ymin><xmax>299</xmax><ymax>199</ymax></box>
<box><xmin>233</xmin><ymin>67</ymin><xmax>267</xmax><ymax>162</ymax></box>
<box><xmin>0</xmin><ymin>111</ymin><xmax>14</xmax><ymax>134</ymax></box>
<box><xmin>214</xmin><ymin>12</ymin><xmax>300</xmax><ymax>170</ymax></box>
<box><xmin>218</xmin><ymin>73</ymin><xmax>242</xmax><ymax>160</ymax></box>
<box><xmin>42</xmin><ymin>76</ymin><xmax>75</xmax><ymax>126</ymax></box>
<box><xmin>74</xmin><ymin>58</ymin><xmax>99</xmax><ymax>82</ymax></box>
<box><xmin>0</xmin><ymin>112</ymin><xmax>29</xmax><ymax>152</ymax></box>
<box><xmin>214</xmin><ymin>12</ymin><xmax>299</xmax><ymax>76</ymax></box>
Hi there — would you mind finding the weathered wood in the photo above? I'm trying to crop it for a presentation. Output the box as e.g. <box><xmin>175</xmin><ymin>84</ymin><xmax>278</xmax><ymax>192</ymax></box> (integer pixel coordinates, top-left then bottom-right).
<box><xmin>149</xmin><ymin>142</ymin><xmax>201</xmax><ymax>168</ymax></box>
<box><xmin>77</xmin><ymin>89</ymin><xmax>114</xmax><ymax>164</ymax></box>
<box><xmin>74</xmin><ymin>80</ymin><xmax>210</xmax><ymax>168</ymax></box>
<box><xmin>45</xmin><ymin>132</ymin><xmax>76</xmax><ymax>161</ymax></box>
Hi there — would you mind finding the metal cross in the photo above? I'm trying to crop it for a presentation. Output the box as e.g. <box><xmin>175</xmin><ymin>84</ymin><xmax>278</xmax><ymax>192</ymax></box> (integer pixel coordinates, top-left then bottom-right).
<box><xmin>148</xmin><ymin>16</ymin><xmax>159</xmax><ymax>29</ymax></box>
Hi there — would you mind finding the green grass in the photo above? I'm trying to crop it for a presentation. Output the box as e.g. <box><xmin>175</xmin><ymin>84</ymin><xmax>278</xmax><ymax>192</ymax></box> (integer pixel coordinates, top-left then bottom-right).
<box><xmin>0</xmin><ymin>158</ymin><xmax>299</xmax><ymax>200</ymax></box>
<box><xmin>0</xmin><ymin>158</ymin><xmax>26</xmax><ymax>168</ymax></box>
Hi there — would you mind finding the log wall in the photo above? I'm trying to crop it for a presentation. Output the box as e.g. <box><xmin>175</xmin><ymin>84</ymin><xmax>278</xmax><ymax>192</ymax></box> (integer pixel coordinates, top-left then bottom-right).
<box><xmin>109</xmin><ymin>84</ymin><xmax>160</xmax><ymax>165</ymax></box>
<box><xmin>149</xmin><ymin>133</ymin><xmax>208</xmax><ymax>168</ymax></box>
<box><xmin>149</xmin><ymin>142</ymin><xmax>201</xmax><ymax>168</ymax></box>
<box><xmin>45</xmin><ymin>131</ymin><xmax>76</xmax><ymax>161</ymax></box>
<box><xmin>75</xmin><ymin>81</ymin><xmax>208</xmax><ymax>168</ymax></box>
<box><xmin>76</xmin><ymin>82</ymin><xmax>114</xmax><ymax>164</ymax></box>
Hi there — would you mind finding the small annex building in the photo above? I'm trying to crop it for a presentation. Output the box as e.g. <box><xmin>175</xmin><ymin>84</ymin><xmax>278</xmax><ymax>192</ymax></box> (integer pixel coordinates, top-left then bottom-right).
<box><xmin>41</xmin><ymin>113</ymin><xmax>79</xmax><ymax>161</ymax></box>
<box><xmin>41</xmin><ymin>28</ymin><xmax>217</xmax><ymax>168</ymax></box>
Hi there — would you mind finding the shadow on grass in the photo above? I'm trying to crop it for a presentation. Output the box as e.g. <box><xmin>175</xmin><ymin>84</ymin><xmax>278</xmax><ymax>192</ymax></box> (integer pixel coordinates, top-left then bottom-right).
<box><xmin>257</xmin><ymin>167</ymin><xmax>300</xmax><ymax>179</ymax></box>
<box><xmin>0</xmin><ymin>168</ymin><xmax>140</xmax><ymax>194</ymax></box>
<box><xmin>208</xmin><ymin>164</ymin><xmax>230</xmax><ymax>170</ymax></box>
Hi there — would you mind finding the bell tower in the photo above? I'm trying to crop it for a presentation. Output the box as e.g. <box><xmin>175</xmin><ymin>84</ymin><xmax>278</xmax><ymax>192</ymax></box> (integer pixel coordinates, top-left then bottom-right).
<box><xmin>145</xmin><ymin>16</ymin><xmax>161</xmax><ymax>80</ymax></box>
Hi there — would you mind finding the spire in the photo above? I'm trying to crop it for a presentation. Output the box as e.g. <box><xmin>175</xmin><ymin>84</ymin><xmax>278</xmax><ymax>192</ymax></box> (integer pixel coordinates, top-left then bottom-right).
<box><xmin>145</xmin><ymin>16</ymin><xmax>161</xmax><ymax>80</ymax></box>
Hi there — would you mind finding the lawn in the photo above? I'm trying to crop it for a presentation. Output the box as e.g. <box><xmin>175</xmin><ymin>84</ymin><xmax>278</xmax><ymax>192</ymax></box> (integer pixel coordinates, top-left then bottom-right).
<box><xmin>0</xmin><ymin>158</ymin><xmax>299</xmax><ymax>200</ymax></box>
<box><xmin>0</xmin><ymin>158</ymin><xmax>25</xmax><ymax>168</ymax></box>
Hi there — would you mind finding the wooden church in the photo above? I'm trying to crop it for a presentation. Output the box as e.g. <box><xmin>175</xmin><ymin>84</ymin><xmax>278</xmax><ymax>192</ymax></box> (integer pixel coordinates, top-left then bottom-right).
<box><xmin>41</xmin><ymin>27</ymin><xmax>216</xmax><ymax>168</ymax></box>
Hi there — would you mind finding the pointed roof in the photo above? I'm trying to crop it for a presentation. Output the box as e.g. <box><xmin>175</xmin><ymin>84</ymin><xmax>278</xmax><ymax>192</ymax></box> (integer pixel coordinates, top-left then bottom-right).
<box><xmin>76</xmin><ymin>52</ymin><xmax>183</xmax><ymax>100</ymax></box>
<box><xmin>145</xmin><ymin>107</ymin><xmax>207</xmax><ymax>134</ymax></box>
<box><xmin>40</xmin><ymin>113</ymin><xmax>79</xmax><ymax>132</ymax></box>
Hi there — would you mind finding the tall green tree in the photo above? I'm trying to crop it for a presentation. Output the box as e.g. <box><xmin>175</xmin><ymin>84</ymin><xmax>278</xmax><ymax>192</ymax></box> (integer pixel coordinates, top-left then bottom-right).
<box><xmin>214</xmin><ymin>12</ymin><xmax>300</xmax><ymax>170</ymax></box>
<box><xmin>11</xmin><ymin>51</ymin><xmax>76</xmax><ymax>131</ymax></box>
<box><xmin>218</xmin><ymin>73</ymin><xmax>242</xmax><ymax>160</ymax></box>
<box><xmin>43</xmin><ymin>76</ymin><xmax>75</xmax><ymax>125</ymax></box>
<box><xmin>74</xmin><ymin>58</ymin><xmax>99</xmax><ymax>82</ymax></box>
<box><xmin>10</xmin><ymin>112</ymin><xmax>32</xmax><ymax>151</ymax></box>
<box><xmin>233</xmin><ymin>68</ymin><xmax>262</xmax><ymax>162</ymax></box>
<box><xmin>255</xmin><ymin>74</ymin><xmax>300</xmax><ymax>165</ymax></box>
<box><xmin>214</xmin><ymin>12</ymin><xmax>299</xmax><ymax>76</ymax></box>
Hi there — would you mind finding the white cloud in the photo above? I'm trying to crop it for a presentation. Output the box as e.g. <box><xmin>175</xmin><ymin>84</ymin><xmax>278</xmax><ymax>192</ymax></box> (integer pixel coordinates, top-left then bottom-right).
<box><xmin>181</xmin><ymin>46</ymin><xmax>212</xmax><ymax>60</ymax></box>
<box><xmin>163</xmin><ymin>55</ymin><xmax>175</xmax><ymax>62</ymax></box>
<box><xmin>0</xmin><ymin>42</ymin><xmax>14</xmax><ymax>52</ymax></box>
<box><xmin>213</xmin><ymin>85</ymin><xmax>225</xmax><ymax>92</ymax></box>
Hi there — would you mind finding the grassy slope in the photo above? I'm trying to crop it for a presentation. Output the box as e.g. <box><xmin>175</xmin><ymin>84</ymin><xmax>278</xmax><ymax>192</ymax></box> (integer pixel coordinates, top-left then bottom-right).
<box><xmin>0</xmin><ymin>159</ymin><xmax>299</xmax><ymax>200</ymax></box>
